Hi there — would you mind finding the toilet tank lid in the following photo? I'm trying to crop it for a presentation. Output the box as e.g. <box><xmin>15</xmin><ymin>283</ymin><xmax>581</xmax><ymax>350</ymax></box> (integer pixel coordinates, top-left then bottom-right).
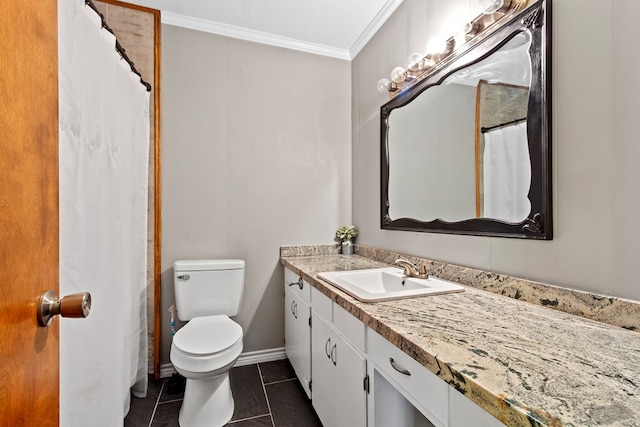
<box><xmin>174</xmin><ymin>259</ymin><xmax>245</xmax><ymax>272</ymax></box>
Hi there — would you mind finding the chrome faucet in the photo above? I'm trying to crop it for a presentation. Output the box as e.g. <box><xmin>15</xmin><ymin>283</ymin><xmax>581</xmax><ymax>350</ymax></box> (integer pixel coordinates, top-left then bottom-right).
<box><xmin>394</xmin><ymin>258</ymin><xmax>429</xmax><ymax>279</ymax></box>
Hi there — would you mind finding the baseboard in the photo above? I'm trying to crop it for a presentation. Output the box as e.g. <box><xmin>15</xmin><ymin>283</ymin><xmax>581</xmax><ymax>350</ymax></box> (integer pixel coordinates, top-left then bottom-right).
<box><xmin>158</xmin><ymin>347</ymin><xmax>286</xmax><ymax>378</ymax></box>
<box><xmin>159</xmin><ymin>363</ymin><xmax>177</xmax><ymax>379</ymax></box>
<box><xmin>235</xmin><ymin>347</ymin><xmax>287</xmax><ymax>367</ymax></box>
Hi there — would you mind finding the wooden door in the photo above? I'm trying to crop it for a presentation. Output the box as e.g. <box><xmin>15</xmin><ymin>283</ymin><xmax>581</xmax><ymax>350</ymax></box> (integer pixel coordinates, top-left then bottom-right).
<box><xmin>0</xmin><ymin>1</ymin><xmax>60</xmax><ymax>426</ymax></box>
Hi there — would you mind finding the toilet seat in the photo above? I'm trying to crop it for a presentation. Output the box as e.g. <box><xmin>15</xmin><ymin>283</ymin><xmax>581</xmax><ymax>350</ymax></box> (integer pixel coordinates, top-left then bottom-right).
<box><xmin>174</xmin><ymin>315</ymin><xmax>242</xmax><ymax>355</ymax></box>
<box><xmin>171</xmin><ymin>315</ymin><xmax>243</xmax><ymax>376</ymax></box>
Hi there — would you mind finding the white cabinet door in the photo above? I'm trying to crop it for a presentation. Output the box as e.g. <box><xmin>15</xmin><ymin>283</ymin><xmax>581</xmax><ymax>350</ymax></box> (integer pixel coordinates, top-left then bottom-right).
<box><xmin>332</xmin><ymin>329</ymin><xmax>367</xmax><ymax>427</ymax></box>
<box><xmin>312</xmin><ymin>312</ymin><xmax>367</xmax><ymax>427</ymax></box>
<box><xmin>311</xmin><ymin>311</ymin><xmax>335</xmax><ymax>426</ymax></box>
<box><xmin>449</xmin><ymin>388</ymin><xmax>506</xmax><ymax>427</ymax></box>
<box><xmin>284</xmin><ymin>285</ymin><xmax>311</xmax><ymax>398</ymax></box>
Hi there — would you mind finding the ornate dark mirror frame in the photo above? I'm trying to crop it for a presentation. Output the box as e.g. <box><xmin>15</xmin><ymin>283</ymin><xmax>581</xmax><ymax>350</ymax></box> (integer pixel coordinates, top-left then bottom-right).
<box><xmin>380</xmin><ymin>0</ymin><xmax>551</xmax><ymax>239</ymax></box>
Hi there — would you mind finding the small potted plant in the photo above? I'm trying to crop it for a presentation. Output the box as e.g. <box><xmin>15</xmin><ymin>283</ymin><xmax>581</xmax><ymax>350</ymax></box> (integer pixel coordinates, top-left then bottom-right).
<box><xmin>335</xmin><ymin>225</ymin><xmax>359</xmax><ymax>255</ymax></box>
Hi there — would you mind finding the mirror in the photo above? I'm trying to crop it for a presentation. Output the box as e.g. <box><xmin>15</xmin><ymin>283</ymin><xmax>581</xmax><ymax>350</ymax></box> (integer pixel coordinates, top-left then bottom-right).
<box><xmin>381</xmin><ymin>0</ymin><xmax>551</xmax><ymax>239</ymax></box>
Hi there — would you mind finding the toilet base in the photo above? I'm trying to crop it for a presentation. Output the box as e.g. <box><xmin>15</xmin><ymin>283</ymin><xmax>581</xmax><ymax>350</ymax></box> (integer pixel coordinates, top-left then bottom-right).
<box><xmin>179</xmin><ymin>372</ymin><xmax>234</xmax><ymax>427</ymax></box>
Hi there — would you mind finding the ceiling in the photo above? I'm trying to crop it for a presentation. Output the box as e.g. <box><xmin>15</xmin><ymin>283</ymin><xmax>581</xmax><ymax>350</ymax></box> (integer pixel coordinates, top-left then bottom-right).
<box><xmin>122</xmin><ymin>0</ymin><xmax>404</xmax><ymax>60</ymax></box>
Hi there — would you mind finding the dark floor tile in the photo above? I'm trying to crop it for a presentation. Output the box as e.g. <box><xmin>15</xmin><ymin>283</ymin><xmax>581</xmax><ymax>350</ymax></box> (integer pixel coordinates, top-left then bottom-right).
<box><xmin>125</xmin><ymin>376</ymin><xmax>164</xmax><ymax>427</ymax></box>
<box><xmin>259</xmin><ymin>360</ymin><xmax>296</xmax><ymax>384</ymax></box>
<box><xmin>151</xmin><ymin>400</ymin><xmax>181</xmax><ymax>427</ymax></box>
<box><xmin>266</xmin><ymin>380</ymin><xmax>322</xmax><ymax>427</ymax></box>
<box><xmin>227</xmin><ymin>415</ymin><xmax>273</xmax><ymax>426</ymax></box>
<box><xmin>230</xmin><ymin>365</ymin><xmax>270</xmax><ymax>421</ymax></box>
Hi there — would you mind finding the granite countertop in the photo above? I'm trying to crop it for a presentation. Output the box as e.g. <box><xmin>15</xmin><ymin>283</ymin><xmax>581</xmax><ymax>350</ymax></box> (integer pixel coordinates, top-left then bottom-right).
<box><xmin>280</xmin><ymin>253</ymin><xmax>640</xmax><ymax>427</ymax></box>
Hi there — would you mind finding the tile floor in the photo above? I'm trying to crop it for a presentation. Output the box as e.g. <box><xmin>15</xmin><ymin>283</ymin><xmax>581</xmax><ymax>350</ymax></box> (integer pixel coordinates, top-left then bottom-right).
<box><xmin>124</xmin><ymin>359</ymin><xmax>322</xmax><ymax>427</ymax></box>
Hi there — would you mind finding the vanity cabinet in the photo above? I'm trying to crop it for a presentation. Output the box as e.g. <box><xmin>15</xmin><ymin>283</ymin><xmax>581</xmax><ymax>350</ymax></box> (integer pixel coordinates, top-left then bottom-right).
<box><xmin>284</xmin><ymin>268</ymin><xmax>312</xmax><ymax>398</ymax></box>
<box><xmin>284</xmin><ymin>266</ymin><xmax>504</xmax><ymax>427</ymax></box>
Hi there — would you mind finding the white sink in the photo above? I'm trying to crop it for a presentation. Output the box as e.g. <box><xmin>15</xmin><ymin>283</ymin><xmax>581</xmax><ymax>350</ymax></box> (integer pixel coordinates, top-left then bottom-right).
<box><xmin>317</xmin><ymin>267</ymin><xmax>464</xmax><ymax>302</ymax></box>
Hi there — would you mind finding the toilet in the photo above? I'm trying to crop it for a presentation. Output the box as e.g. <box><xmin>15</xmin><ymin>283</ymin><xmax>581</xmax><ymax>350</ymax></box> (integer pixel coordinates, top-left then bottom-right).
<box><xmin>170</xmin><ymin>259</ymin><xmax>245</xmax><ymax>427</ymax></box>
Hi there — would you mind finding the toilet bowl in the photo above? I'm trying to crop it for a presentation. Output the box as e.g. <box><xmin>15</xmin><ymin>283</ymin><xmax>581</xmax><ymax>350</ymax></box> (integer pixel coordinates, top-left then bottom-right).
<box><xmin>170</xmin><ymin>260</ymin><xmax>245</xmax><ymax>427</ymax></box>
<box><xmin>171</xmin><ymin>315</ymin><xmax>243</xmax><ymax>426</ymax></box>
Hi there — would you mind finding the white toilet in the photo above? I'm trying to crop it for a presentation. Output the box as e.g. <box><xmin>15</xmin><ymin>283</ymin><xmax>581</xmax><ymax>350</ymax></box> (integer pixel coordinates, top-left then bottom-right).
<box><xmin>170</xmin><ymin>259</ymin><xmax>245</xmax><ymax>427</ymax></box>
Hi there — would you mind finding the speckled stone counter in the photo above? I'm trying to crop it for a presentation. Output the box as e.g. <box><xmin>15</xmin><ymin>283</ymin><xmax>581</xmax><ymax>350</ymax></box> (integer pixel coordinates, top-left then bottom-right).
<box><xmin>280</xmin><ymin>250</ymin><xmax>640</xmax><ymax>427</ymax></box>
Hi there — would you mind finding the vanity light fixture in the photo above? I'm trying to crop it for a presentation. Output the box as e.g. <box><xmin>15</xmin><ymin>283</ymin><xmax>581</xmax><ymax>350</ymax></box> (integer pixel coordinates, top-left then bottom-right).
<box><xmin>376</xmin><ymin>0</ymin><xmax>527</xmax><ymax>97</ymax></box>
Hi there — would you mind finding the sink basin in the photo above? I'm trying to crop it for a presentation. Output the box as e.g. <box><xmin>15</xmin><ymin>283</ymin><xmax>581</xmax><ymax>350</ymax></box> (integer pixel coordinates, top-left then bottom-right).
<box><xmin>317</xmin><ymin>267</ymin><xmax>464</xmax><ymax>302</ymax></box>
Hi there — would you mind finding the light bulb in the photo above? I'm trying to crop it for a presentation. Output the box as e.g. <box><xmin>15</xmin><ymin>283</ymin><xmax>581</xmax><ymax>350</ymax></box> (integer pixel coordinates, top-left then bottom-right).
<box><xmin>377</xmin><ymin>78</ymin><xmax>392</xmax><ymax>93</ymax></box>
<box><xmin>406</xmin><ymin>53</ymin><xmax>424</xmax><ymax>72</ymax></box>
<box><xmin>479</xmin><ymin>0</ymin><xmax>504</xmax><ymax>14</ymax></box>
<box><xmin>391</xmin><ymin>67</ymin><xmax>406</xmax><ymax>84</ymax></box>
<box><xmin>463</xmin><ymin>21</ymin><xmax>475</xmax><ymax>35</ymax></box>
<box><xmin>454</xmin><ymin>21</ymin><xmax>477</xmax><ymax>48</ymax></box>
<box><xmin>426</xmin><ymin>38</ymin><xmax>447</xmax><ymax>55</ymax></box>
<box><xmin>423</xmin><ymin>55</ymin><xmax>436</xmax><ymax>68</ymax></box>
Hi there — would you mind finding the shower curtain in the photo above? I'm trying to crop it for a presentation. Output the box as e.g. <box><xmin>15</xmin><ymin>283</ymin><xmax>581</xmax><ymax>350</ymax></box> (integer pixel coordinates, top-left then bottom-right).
<box><xmin>483</xmin><ymin>121</ymin><xmax>531</xmax><ymax>222</ymax></box>
<box><xmin>58</xmin><ymin>0</ymin><xmax>150</xmax><ymax>425</ymax></box>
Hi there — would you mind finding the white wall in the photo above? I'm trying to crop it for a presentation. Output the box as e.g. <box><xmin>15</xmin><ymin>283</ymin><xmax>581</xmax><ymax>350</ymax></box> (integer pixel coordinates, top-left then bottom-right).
<box><xmin>352</xmin><ymin>0</ymin><xmax>640</xmax><ymax>301</ymax></box>
<box><xmin>161</xmin><ymin>25</ymin><xmax>352</xmax><ymax>364</ymax></box>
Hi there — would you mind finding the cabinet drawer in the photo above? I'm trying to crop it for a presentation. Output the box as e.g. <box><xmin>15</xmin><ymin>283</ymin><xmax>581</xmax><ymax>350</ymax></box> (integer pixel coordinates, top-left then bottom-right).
<box><xmin>334</xmin><ymin>303</ymin><xmax>365</xmax><ymax>353</ymax></box>
<box><xmin>284</xmin><ymin>267</ymin><xmax>311</xmax><ymax>303</ymax></box>
<box><xmin>367</xmin><ymin>328</ymin><xmax>449</xmax><ymax>426</ymax></box>
<box><xmin>312</xmin><ymin>286</ymin><xmax>332</xmax><ymax>322</ymax></box>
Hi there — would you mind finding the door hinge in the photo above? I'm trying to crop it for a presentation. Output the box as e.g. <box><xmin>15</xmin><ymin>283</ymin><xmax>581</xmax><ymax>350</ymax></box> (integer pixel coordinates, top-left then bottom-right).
<box><xmin>309</xmin><ymin>380</ymin><xmax>312</xmax><ymax>391</ymax></box>
<box><xmin>363</xmin><ymin>375</ymin><xmax>370</xmax><ymax>394</ymax></box>
<box><xmin>308</xmin><ymin>316</ymin><xmax>312</xmax><ymax>327</ymax></box>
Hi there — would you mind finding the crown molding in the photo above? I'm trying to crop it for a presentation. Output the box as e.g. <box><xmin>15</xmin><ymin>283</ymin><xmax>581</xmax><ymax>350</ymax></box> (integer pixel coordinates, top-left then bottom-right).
<box><xmin>161</xmin><ymin>11</ymin><xmax>351</xmax><ymax>60</ymax></box>
<box><xmin>349</xmin><ymin>0</ymin><xmax>404</xmax><ymax>59</ymax></box>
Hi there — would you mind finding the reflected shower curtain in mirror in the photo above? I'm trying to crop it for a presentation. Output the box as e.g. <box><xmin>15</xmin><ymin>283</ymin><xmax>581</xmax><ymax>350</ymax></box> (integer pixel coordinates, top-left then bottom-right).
<box><xmin>482</xmin><ymin>122</ymin><xmax>531</xmax><ymax>222</ymax></box>
<box><xmin>58</xmin><ymin>0</ymin><xmax>150</xmax><ymax>425</ymax></box>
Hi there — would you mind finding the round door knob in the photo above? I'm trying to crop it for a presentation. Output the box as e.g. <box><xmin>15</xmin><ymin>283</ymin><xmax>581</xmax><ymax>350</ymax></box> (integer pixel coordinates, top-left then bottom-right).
<box><xmin>37</xmin><ymin>290</ymin><xmax>92</xmax><ymax>327</ymax></box>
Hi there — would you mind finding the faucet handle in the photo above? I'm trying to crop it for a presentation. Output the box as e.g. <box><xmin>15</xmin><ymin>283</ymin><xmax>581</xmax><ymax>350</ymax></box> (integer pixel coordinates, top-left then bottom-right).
<box><xmin>418</xmin><ymin>263</ymin><xmax>427</xmax><ymax>275</ymax></box>
<box><xmin>417</xmin><ymin>263</ymin><xmax>429</xmax><ymax>279</ymax></box>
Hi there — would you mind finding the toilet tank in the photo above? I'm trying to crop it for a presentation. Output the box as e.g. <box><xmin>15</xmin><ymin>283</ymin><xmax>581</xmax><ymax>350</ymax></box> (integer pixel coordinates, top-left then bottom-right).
<box><xmin>173</xmin><ymin>259</ymin><xmax>245</xmax><ymax>321</ymax></box>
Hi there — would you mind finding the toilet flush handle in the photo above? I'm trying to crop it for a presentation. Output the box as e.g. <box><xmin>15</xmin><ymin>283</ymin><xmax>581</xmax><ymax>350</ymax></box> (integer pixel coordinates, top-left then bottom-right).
<box><xmin>177</xmin><ymin>274</ymin><xmax>190</xmax><ymax>280</ymax></box>
<box><xmin>37</xmin><ymin>290</ymin><xmax>92</xmax><ymax>327</ymax></box>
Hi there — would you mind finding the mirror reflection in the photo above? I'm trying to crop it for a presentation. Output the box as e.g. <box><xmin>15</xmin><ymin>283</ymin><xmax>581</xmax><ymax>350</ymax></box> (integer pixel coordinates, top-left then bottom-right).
<box><xmin>387</xmin><ymin>31</ymin><xmax>532</xmax><ymax>223</ymax></box>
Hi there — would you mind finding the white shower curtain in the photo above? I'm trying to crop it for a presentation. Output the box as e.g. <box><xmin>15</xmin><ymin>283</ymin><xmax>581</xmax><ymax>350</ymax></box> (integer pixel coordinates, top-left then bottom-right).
<box><xmin>58</xmin><ymin>0</ymin><xmax>150</xmax><ymax>425</ymax></box>
<box><xmin>483</xmin><ymin>122</ymin><xmax>531</xmax><ymax>222</ymax></box>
